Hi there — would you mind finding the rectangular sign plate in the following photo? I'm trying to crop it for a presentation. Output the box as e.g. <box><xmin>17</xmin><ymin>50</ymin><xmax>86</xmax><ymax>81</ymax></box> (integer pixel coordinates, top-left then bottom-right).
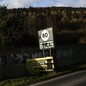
<box><xmin>39</xmin><ymin>41</ymin><xmax>54</xmax><ymax>50</ymax></box>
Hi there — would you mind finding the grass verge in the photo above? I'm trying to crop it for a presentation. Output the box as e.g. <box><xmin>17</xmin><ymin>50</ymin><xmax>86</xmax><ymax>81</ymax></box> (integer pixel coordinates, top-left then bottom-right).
<box><xmin>0</xmin><ymin>64</ymin><xmax>86</xmax><ymax>86</ymax></box>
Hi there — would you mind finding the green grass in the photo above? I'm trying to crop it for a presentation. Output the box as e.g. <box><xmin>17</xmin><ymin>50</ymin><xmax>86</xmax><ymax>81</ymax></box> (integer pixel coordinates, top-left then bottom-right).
<box><xmin>0</xmin><ymin>64</ymin><xmax>86</xmax><ymax>86</ymax></box>
<box><xmin>0</xmin><ymin>77</ymin><xmax>30</xmax><ymax>86</ymax></box>
<box><xmin>0</xmin><ymin>71</ymin><xmax>56</xmax><ymax>86</ymax></box>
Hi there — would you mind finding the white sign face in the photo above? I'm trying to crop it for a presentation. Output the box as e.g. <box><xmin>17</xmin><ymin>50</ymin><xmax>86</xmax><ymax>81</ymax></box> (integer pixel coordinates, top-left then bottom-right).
<box><xmin>38</xmin><ymin>27</ymin><xmax>54</xmax><ymax>50</ymax></box>
<box><xmin>39</xmin><ymin>41</ymin><xmax>54</xmax><ymax>50</ymax></box>
<box><xmin>41</xmin><ymin>30</ymin><xmax>49</xmax><ymax>41</ymax></box>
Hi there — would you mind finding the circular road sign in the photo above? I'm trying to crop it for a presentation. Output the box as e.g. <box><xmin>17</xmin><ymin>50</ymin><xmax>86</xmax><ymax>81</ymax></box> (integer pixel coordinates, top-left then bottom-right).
<box><xmin>41</xmin><ymin>30</ymin><xmax>49</xmax><ymax>41</ymax></box>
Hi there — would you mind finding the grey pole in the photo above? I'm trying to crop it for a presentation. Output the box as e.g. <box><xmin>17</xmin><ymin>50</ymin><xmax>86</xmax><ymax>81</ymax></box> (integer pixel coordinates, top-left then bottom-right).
<box><xmin>43</xmin><ymin>49</ymin><xmax>45</xmax><ymax>57</ymax></box>
<box><xmin>49</xmin><ymin>49</ymin><xmax>52</xmax><ymax>56</ymax></box>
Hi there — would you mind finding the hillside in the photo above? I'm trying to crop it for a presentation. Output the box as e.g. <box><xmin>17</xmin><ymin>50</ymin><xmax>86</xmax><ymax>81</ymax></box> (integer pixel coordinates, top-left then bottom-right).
<box><xmin>0</xmin><ymin>6</ymin><xmax>86</xmax><ymax>49</ymax></box>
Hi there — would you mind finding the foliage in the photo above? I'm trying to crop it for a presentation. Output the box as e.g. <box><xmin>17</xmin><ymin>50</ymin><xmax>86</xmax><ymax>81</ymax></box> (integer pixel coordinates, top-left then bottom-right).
<box><xmin>0</xmin><ymin>6</ymin><xmax>86</xmax><ymax>49</ymax></box>
<box><xmin>0</xmin><ymin>64</ymin><xmax>86</xmax><ymax>86</ymax></box>
<box><xmin>0</xmin><ymin>71</ymin><xmax>56</xmax><ymax>86</ymax></box>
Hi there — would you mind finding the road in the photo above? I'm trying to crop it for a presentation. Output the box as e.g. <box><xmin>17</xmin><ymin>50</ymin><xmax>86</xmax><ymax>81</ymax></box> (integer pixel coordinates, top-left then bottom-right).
<box><xmin>30</xmin><ymin>70</ymin><xmax>86</xmax><ymax>86</ymax></box>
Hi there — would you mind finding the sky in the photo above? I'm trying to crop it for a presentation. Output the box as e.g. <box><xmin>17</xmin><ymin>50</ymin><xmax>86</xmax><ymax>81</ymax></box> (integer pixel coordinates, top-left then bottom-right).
<box><xmin>0</xmin><ymin>0</ymin><xmax>86</xmax><ymax>9</ymax></box>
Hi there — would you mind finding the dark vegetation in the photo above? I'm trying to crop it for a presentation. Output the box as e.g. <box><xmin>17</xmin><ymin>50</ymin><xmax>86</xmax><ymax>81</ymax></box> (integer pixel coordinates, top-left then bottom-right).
<box><xmin>0</xmin><ymin>6</ymin><xmax>86</xmax><ymax>49</ymax></box>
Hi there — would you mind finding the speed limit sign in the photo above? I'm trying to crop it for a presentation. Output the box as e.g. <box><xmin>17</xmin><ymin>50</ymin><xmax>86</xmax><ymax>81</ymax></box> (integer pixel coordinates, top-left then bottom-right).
<box><xmin>41</xmin><ymin>30</ymin><xmax>49</xmax><ymax>41</ymax></box>
<box><xmin>38</xmin><ymin>27</ymin><xmax>54</xmax><ymax>50</ymax></box>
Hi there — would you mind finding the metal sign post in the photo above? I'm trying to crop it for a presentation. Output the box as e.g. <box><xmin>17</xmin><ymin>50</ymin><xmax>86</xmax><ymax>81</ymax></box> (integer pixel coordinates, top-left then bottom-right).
<box><xmin>49</xmin><ymin>49</ymin><xmax>52</xmax><ymax>56</ymax></box>
<box><xmin>43</xmin><ymin>49</ymin><xmax>45</xmax><ymax>57</ymax></box>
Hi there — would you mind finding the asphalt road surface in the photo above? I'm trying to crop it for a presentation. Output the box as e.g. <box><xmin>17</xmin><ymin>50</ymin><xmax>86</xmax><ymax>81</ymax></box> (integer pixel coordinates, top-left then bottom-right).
<box><xmin>30</xmin><ymin>70</ymin><xmax>86</xmax><ymax>86</ymax></box>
